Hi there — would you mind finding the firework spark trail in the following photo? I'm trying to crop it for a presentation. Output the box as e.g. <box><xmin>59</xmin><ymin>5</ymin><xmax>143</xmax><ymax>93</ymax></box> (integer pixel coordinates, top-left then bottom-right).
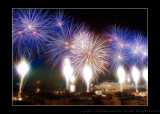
<box><xmin>70</xmin><ymin>30</ymin><xmax>110</xmax><ymax>82</ymax></box>
<box><xmin>62</xmin><ymin>58</ymin><xmax>73</xmax><ymax>90</ymax></box>
<box><xmin>46</xmin><ymin>17</ymin><xmax>88</xmax><ymax>68</ymax></box>
<box><xmin>13</xmin><ymin>9</ymin><xmax>51</xmax><ymax>60</ymax></box>
<box><xmin>131</xmin><ymin>66</ymin><xmax>140</xmax><ymax>92</ymax></box>
<box><xmin>83</xmin><ymin>64</ymin><xmax>92</xmax><ymax>92</ymax></box>
<box><xmin>16</xmin><ymin>58</ymin><xmax>30</xmax><ymax>98</ymax></box>
<box><xmin>117</xmin><ymin>66</ymin><xmax>125</xmax><ymax>91</ymax></box>
<box><xmin>143</xmin><ymin>67</ymin><xmax>148</xmax><ymax>83</ymax></box>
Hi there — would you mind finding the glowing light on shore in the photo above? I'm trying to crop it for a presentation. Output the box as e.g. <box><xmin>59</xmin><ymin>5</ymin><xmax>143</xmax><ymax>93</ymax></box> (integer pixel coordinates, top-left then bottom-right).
<box><xmin>83</xmin><ymin>64</ymin><xmax>92</xmax><ymax>92</ymax></box>
<box><xmin>131</xmin><ymin>66</ymin><xmax>140</xmax><ymax>92</ymax></box>
<box><xmin>16</xmin><ymin>59</ymin><xmax>30</xmax><ymax>99</ymax></box>
<box><xmin>36</xmin><ymin>88</ymin><xmax>40</xmax><ymax>93</ymax></box>
<box><xmin>18</xmin><ymin>97</ymin><xmax>22</xmax><ymax>101</ymax></box>
<box><xmin>117</xmin><ymin>66</ymin><xmax>125</xmax><ymax>91</ymax></box>
<box><xmin>63</xmin><ymin>58</ymin><xmax>73</xmax><ymax>90</ymax></box>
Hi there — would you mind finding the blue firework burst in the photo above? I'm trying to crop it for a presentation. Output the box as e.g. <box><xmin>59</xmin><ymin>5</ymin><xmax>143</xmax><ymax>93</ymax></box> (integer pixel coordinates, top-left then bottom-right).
<box><xmin>12</xmin><ymin>9</ymin><xmax>51</xmax><ymax>60</ymax></box>
<box><xmin>103</xmin><ymin>25</ymin><xmax>133</xmax><ymax>71</ymax></box>
<box><xmin>48</xmin><ymin>10</ymin><xmax>71</xmax><ymax>31</ymax></box>
<box><xmin>128</xmin><ymin>31</ymin><xmax>148</xmax><ymax>68</ymax></box>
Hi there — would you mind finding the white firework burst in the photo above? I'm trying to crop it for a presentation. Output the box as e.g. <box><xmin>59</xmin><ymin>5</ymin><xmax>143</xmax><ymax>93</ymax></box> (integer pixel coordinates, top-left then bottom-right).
<box><xmin>70</xmin><ymin>30</ymin><xmax>110</xmax><ymax>82</ymax></box>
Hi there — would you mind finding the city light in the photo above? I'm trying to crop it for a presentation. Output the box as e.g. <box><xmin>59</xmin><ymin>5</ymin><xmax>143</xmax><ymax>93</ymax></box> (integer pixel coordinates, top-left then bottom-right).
<box><xmin>117</xmin><ymin>66</ymin><xmax>125</xmax><ymax>91</ymax></box>
<box><xmin>131</xmin><ymin>66</ymin><xmax>140</xmax><ymax>92</ymax></box>
<box><xmin>36</xmin><ymin>88</ymin><xmax>40</xmax><ymax>93</ymax></box>
<box><xmin>83</xmin><ymin>64</ymin><xmax>92</xmax><ymax>92</ymax></box>
<box><xmin>18</xmin><ymin>97</ymin><xmax>23</xmax><ymax>101</ymax></box>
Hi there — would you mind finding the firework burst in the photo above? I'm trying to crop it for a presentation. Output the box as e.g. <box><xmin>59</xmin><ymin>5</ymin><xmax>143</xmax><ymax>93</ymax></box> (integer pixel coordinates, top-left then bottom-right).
<box><xmin>70</xmin><ymin>30</ymin><xmax>110</xmax><ymax>82</ymax></box>
<box><xmin>128</xmin><ymin>32</ymin><xmax>148</xmax><ymax>68</ymax></box>
<box><xmin>103</xmin><ymin>25</ymin><xmax>133</xmax><ymax>71</ymax></box>
<box><xmin>109</xmin><ymin>47</ymin><xmax>129</xmax><ymax>72</ymax></box>
<box><xmin>12</xmin><ymin>9</ymin><xmax>51</xmax><ymax>60</ymax></box>
<box><xmin>103</xmin><ymin>25</ymin><xmax>133</xmax><ymax>47</ymax></box>
<box><xmin>49</xmin><ymin>10</ymin><xmax>71</xmax><ymax>28</ymax></box>
<box><xmin>46</xmin><ymin>18</ymin><xmax>87</xmax><ymax>68</ymax></box>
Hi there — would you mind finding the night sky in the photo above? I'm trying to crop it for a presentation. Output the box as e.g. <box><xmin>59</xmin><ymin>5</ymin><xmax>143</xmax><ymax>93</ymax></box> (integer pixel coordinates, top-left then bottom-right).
<box><xmin>13</xmin><ymin>9</ymin><xmax>147</xmax><ymax>93</ymax></box>
<box><xmin>67</xmin><ymin>9</ymin><xmax>147</xmax><ymax>33</ymax></box>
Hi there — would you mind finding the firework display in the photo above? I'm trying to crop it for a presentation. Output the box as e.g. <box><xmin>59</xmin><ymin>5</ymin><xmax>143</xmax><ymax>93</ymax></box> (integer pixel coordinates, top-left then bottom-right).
<box><xmin>12</xmin><ymin>9</ymin><xmax>148</xmax><ymax>100</ymax></box>
<box><xmin>103</xmin><ymin>25</ymin><xmax>148</xmax><ymax>92</ymax></box>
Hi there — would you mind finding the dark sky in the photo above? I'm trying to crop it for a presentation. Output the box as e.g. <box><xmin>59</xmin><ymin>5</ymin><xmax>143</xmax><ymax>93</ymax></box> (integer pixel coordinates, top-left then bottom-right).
<box><xmin>13</xmin><ymin>9</ymin><xmax>147</xmax><ymax>92</ymax></box>
<box><xmin>66</xmin><ymin>9</ymin><xmax>147</xmax><ymax>34</ymax></box>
